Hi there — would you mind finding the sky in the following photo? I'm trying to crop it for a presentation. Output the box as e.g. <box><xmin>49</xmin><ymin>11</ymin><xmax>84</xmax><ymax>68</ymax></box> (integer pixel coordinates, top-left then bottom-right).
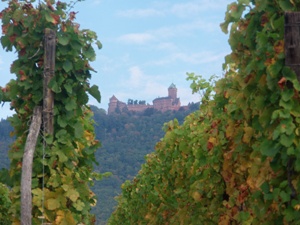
<box><xmin>0</xmin><ymin>0</ymin><xmax>232</xmax><ymax>119</ymax></box>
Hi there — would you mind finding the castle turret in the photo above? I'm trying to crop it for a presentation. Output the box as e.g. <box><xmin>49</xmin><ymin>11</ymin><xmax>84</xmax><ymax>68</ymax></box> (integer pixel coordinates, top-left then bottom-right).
<box><xmin>108</xmin><ymin>95</ymin><xmax>118</xmax><ymax>114</ymax></box>
<box><xmin>168</xmin><ymin>83</ymin><xmax>177</xmax><ymax>99</ymax></box>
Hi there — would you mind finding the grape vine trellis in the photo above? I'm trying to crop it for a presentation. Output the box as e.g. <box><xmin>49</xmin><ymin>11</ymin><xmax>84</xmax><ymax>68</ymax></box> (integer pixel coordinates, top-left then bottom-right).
<box><xmin>0</xmin><ymin>0</ymin><xmax>104</xmax><ymax>224</ymax></box>
<box><xmin>109</xmin><ymin>0</ymin><xmax>300</xmax><ymax>224</ymax></box>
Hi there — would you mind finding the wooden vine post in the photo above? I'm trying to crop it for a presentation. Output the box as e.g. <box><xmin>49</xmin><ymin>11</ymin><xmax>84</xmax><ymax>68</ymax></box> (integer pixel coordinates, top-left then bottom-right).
<box><xmin>20</xmin><ymin>106</ymin><xmax>42</xmax><ymax>225</ymax></box>
<box><xmin>284</xmin><ymin>12</ymin><xmax>300</xmax><ymax>200</ymax></box>
<box><xmin>20</xmin><ymin>28</ymin><xmax>55</xmax><ymax>225</ymax></box>
<box><xmin>285</xmin><ymin>12</ymin><xmax>300</xmax><ymax>80</ymax></box>
<box><xmin>43</xmin><ymin>28</ymin><xmax>56</xmax><ymax>136</ymax></box>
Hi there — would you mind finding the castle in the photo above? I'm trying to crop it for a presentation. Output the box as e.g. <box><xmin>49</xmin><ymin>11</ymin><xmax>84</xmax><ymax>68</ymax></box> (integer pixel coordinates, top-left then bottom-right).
<box><xmin>108</xmin><ymin>83</ymin><xmax>181</xmax><ymax>114</ymax></box>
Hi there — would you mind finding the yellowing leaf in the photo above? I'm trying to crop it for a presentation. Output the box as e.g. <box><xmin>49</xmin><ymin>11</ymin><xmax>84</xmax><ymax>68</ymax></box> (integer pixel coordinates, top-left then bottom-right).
<box><xmin>226</xmin><ymin>120</ymin><xmax>235</xmax><ymax>138</ymax></box>
<box><xmin>242</xmin><ymin>126</ymin><xmax>254</xmax><ymax>143</ymax></box>
<box><xmin>294</xmin><ymin>204</ymin><xmax>300</xmax><ymax>211</ymax></box>
<box><xmin>55</xmin><ymin>210</ymin><xmax>65</xmax><ymax>224</ymax></box>
<box><xmin>192</xmin><ymin>191</ymin><xmax>202</xmax><ymax>202</ymax></box>
<box><xmin>46</xmin><ymin>198</ymin><xmax>60</xmax><ymax>210</ymax></box>
<box><xmin>65</xmin><ymin>189</ymin><xmax>79</xmax><ymax>202</ymax></box>
<box><xmin>84</xmin><ymin>130</ymin><xmax>94</xmax><ymax>141</ymax></box>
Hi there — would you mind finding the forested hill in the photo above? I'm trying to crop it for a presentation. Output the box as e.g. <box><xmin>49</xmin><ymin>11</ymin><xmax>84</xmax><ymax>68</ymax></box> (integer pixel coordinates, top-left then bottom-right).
<box><xmin>0</xmin><ymin>103</ymin><xmax>199</xmax><ymax>224</ymax></box>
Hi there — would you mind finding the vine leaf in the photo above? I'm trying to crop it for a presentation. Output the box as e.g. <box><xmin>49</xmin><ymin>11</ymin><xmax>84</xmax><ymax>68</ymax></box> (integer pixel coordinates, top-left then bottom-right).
<box><xmin>88</xmin><ymin>84</ymin><xmax>101</xmax><ymax>103</ymax></box>
<box><xmin>58</xmin><ymin>33</ymin><xmax>70</xmax><ymax>46</ymax></box>
<box><xmin>63</xmin><ymin>60</ymin><xmax>73</xmax><ymax>72</ymax></box>
<box><xmin>46</xmin><ymin>198</ymin><xmax>61</xmax><ymax>210</ymax></box>
<box><xmin>66</xmin><ymin>189</ymin><xmax>80</xmax><ymax>202</ymax></box>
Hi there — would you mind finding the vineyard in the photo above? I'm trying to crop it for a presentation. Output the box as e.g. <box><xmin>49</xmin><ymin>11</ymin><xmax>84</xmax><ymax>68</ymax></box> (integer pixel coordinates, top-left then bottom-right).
<box><xmin>2</xmin><ymin>0</ymin><xmax>300</xmax><ymax>224</ymax></box>
<box><xmin>109</xmin><ymin>0</ymin><xmax>300</xmax><ymax>224</ymax></box>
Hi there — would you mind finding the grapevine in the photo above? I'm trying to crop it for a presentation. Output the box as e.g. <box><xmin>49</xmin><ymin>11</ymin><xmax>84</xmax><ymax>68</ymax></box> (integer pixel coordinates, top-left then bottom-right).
<box><xmin>0</xmin><ymin>0</ymin><xmax>103</xmax><ymax>224</ymax></box>
<box><xmin>109</xmin><ymin>0</ymin><xmax>300</xmax><ymax>224</ymax></box>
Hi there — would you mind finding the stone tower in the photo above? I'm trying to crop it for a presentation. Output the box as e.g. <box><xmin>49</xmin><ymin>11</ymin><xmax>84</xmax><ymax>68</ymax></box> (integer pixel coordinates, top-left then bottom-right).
<box><xmin>108</xmin><ymin>95</ymin><xmax>118</xmax><ymax>114</ymax></box>
<box><xmin>168</xmin><ymin>83</ymin><xmax>177</xmax><ymax>99</ymax></box>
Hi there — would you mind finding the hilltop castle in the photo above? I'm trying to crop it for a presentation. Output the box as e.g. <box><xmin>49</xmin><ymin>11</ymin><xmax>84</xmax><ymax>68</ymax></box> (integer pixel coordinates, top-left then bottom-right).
<box><xmin>108</xmin><ymin>83</ymin><xmax>181</xmax><ymax>114</ymax></box>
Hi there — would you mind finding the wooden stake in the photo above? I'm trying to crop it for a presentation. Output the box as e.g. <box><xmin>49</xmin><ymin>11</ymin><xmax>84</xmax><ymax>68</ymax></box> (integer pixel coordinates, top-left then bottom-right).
<box><xmin>43</xmin><ymin>28</ymin><xmax>56</xmax><ymax>135</ymax></box>
<box><xmin>20</xmin><ymin>106</ymin><xmax>42</xmax><ymax>225</ymax></box>
<box><xmin>285</xmin><ymin>12</ymin><xmax>300</xmax><ymax>81</ymax></box>
<box><xmin>284</xmin><ymin>11</ymin><xmax>299</xmax><ymax>203</ymax></box>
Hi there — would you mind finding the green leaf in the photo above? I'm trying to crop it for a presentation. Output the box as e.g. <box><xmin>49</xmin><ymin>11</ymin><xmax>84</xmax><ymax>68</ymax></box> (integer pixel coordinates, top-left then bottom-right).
<box><xmin>48</xmin><ymin>78</ymin><xmax>62</xmax><ymax>93</ymax></box>
<box><xmin>280</xmin><ymin>134</ymin><xmax>295</xmax><ymax>147</ymax></box>
<box><xmin>63</xmin><ymin>60</ymin><xmax>73</xmax><ymax>73</ymax></box>
<box><xmin>88</xmin><ymin>85</ymin><xmax>101</xmax><ymax>103</ymax></box>
<box><xmin>73</xmin><ymin>121</ymin><xmax>84</xmax><ymax>138</ymax></box>
<box><xmin>83</xmin><ymin>46</ymin><xmax>96</xmax><ymax>61</ymax></box>
<box><xmin>57</xmin><ymin>151</ymin><xmax>68</xmax><ymax>163</ymax></box>
<box><xmin>95</xmin><ymin>40</ymin><xmax>102</xmax><ymax>49</ymax></box>
<box><xmin>45</xmin><ymin>135</ymin><xmax>53</xmax><ymax>145</ymax></box>
<box><xmin>64</xmin><ymin>83</ymin><xmax>73</xmax><ymax>94</ymax></box>
<box><xmin>267</xmin><ymin>60</ymin><xmax>283</xmax><ymax>78</ymax></box>
<box><xmin>278</xmin><ymin>0</ymin><xmax>294</xmax><ymax>11</ymax></box>
<box><xmin>295</xmin><ymin>159</ymin><xmax>300</xmax><ymax>172</ymax></box>
<box><xmin>287</xmin><ymin>147</ymin><xmax>295</xmax><ymax>155</ymax></box>
<box><xmin>260</xmin><ymin>139</ymin><xmax>280</xmax><ymax>157</ymax></box>
<box><xmin>279</xmin><ymin>98</ymin><xmax>293</xmax><ymax>110</ymax></box>
<box><xmin>57</xmin><ymin>115</ymin><xmax>68</xmax><ymax>128</ymax></box>
<box><xmin>55</xmin><ymin>130</ymin><xmax>68</xmax><ymax>144</ymax></box>
<box><xmin>73</xmin><ymin>200</ymin><xmax>85</xmax><ymax>211</ymax></box>
<box><xmin>65</xmin><ymin>98</ymin><xmax>77</xmax><ymax>111</ymax></box>
<box><xmin>58</xmin><ymin>33</ymin><xmax>70</xmax><ymax>46</ymax></box>
<box><xmin>281</xmin><ymin>88</ymin><xmax>294</xmax><ymax>101</ymax></box>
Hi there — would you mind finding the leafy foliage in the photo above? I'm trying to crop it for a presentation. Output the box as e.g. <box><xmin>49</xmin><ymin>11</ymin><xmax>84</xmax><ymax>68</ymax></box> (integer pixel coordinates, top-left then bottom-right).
<box><xmin>0</xmin><ymin>183</ymin><xmax>11</xmax><ymax>225</ymax></box>
<box><xmin>109</xmin><ymin>0</ymin><xmax>300</xmax><ymax>224</ymax></box>
<box><xmin>0</xmin><ymin>105</ymin><xmax>199</xmax><ymax>224</ymax></box>
<box><xmin>0</xmin><ymin>0</ymin><xmax>102</xmax><ymax>224</ymax></box>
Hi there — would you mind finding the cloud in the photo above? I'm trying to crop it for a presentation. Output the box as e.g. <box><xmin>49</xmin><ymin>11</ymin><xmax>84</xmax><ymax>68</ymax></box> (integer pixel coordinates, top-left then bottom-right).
<box><xmin>116</xmin><ymin>0</ymin><xmax>227</xmax><ymax>19</ymax></box>
<box><xmin>178</xmin><ymin>86</ymin><xmax>201</xmax><ymax>105</ymax></box>
<box><xmin>117</xmin><ymin>19</ymin><xmax>217</xmax><ymax>47</ymax></box>
<box><xmin>148</xmin><ymin>51</ymin><xmax>226</xmax><ymax>66</ymax></box>
<box><xmin>117</xmin><ymin>8</ymin><xmax>164</xmax><ymax>18</ymax></box>
<box><xmin>173</xmin><ymin>51</ymin><xmax>225</xmax><ymax>64</ymax></box>
<box><xmin>170</xmin><ymin>0</ymin><xmax>228</xmax><ymax>17</ymax></box>
<box><xmin>144</xmin><ymin>81</ymin><xmax>167</xmax><ymax>99</ymax></box>
<box><xmin>119</xmin><ymin>66</ymin><xmax>169</xmax><ymax>102</ymax></box>
<box><xmin>128</xmin><ymin>66</ymin><xmax>144</xmax><ymax>87</ymax></box>
<box><xmin>152</xmin><ymin>19</ymin><xmax>219</xmax><ymax>40</ymax></box>
<box><xmin>117</xmin><ymin>33</ymin><xmax>155</xmax><ymax>44</ymax></box>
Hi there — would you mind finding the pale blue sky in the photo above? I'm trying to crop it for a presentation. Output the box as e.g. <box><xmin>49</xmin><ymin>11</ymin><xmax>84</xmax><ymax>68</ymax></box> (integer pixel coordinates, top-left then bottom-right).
<box><xmin>0</xmin><ymin>0</ymin><xmax>231</xmax><ymax>119</ymax></box>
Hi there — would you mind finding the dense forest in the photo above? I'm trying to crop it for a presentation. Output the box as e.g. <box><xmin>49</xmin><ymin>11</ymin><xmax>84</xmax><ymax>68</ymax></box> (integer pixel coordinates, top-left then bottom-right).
<box><xmin>0</xmin><ymin>103</ymin><xmax>199</xmax><ymax>224</ymax></box>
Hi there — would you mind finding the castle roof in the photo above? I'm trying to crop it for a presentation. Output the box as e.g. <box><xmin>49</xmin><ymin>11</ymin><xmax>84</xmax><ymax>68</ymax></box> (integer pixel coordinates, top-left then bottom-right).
<box><xmin>169</xmin><ymin>83</ymin><xmax>176</xmax><ymax>89</ymax></box>
<box><xmin>110</xmin><ymin>95</ymin><xmax>118</xmax><ymax>101</ymax></box>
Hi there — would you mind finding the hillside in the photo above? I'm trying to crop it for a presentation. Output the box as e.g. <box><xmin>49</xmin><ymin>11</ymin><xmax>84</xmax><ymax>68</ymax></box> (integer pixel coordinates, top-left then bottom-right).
<box><xmin>0</xmin><ymin>103</ymin><xmax>199</xmax><ymax>224</ymax></box>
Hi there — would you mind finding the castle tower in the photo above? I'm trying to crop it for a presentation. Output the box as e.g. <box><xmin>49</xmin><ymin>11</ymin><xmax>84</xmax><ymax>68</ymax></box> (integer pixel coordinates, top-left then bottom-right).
<box><xmin>168</xmin><ymin>83</ymin><xmax>177</xmax><ymax>99</ymax></box>
<box><xmin>108</xmin><ymin>95</ymin><xmax>118</xmax><ymax>114</ymax></box>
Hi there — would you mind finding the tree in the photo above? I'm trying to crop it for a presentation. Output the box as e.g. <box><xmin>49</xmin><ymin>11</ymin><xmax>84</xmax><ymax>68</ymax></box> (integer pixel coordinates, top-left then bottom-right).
<box><xmin>109</xmin><ymin>0</ymin><xmax>300</xmax><ymax>224</ymax></box>
<box><xmin>0</xmin><ymin>0</ymin><xmax>103</xmax><ymax>224</ymax></box>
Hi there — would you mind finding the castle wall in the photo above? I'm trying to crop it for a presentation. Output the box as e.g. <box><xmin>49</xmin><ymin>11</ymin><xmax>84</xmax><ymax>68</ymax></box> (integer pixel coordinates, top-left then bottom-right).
<box><xmin>127</xmin><ymin>105</ymin><xmax>153</xmax><ymax>112</ymax></box>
